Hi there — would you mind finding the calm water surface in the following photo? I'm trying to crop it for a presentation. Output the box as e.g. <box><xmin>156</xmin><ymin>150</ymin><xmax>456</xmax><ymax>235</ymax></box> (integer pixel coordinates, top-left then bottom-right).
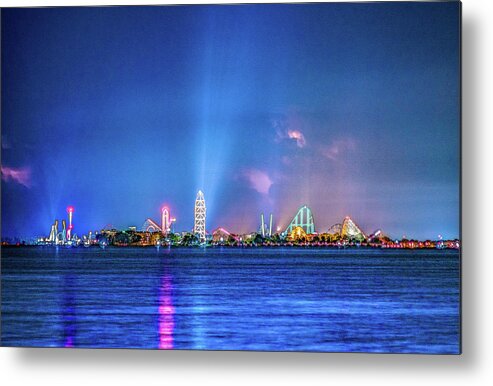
<box><xmin>1</xmin><ymin>247</ymin><xmax>460</xmax><ymax>353</ymax></box>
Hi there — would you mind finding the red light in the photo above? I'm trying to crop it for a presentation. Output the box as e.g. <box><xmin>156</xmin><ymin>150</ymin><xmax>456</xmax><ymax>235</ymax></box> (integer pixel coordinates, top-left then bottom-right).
<box><xmin>67</xmin><ymin>206</ymin><xmax>74</xmax><ymax>213</ymax></box>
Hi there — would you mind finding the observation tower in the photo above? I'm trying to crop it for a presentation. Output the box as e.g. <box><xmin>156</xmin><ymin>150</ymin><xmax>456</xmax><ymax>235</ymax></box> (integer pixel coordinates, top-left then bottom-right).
<box><xmin>193</xmin><ymin>190</ymin><xmax>206</xmax><ymax>242</ymax></box>
<box><xmin>67</xmin><ymin>206</ymin><xmax>74</xmax><ymax>240</ymax></box>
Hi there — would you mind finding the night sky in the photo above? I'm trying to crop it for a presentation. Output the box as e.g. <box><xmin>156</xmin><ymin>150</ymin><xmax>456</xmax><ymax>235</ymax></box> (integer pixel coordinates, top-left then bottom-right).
<box><xmin>1</xmin><ymin>2</ymin><xmax>460</xmax><ymax>240</ymax></box>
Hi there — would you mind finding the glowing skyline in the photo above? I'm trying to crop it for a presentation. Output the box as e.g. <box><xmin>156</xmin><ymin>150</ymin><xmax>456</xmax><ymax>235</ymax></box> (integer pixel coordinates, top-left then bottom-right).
<box><xmin>1</xmin><ymin>3</ymin><xmax>460</xmax><ymax>239</ymax></box>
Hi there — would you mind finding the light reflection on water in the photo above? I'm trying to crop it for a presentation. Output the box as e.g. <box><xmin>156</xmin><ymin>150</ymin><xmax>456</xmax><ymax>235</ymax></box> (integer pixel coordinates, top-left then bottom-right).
<box><xmin>158</xmin><ymin>272</ymin><xmax>174</xmax><ymax>350</ymax></box>
<box><xmin>62</xmin><ymin>273</ymin><xmax>76</xmax><ymax>348</ymax></box>
<box><xmin>1</xmin><ymin>247</ymin><xmax>460</xmax><ymax>353</ymax></box>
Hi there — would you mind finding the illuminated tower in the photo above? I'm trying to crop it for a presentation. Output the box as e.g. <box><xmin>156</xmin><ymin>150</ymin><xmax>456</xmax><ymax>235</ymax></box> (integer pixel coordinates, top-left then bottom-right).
<box><xmin>193</xmin><ymin>190</ymin><xmax>206</xmax><ymax>242</ymax></box>
<box><xmin>261</xmin><ymin>213</ymin><xmax>265</xmax><ymax>237</ymax></box>
<box><xmin>54</xmin><ymin>220</ymin><xmax>59</xmax><ymax>244</ymax></box>
<box><xmin>67</xmin><ymin>206</ymin><xmax>74</xmax><ymax>240</ymax></box>
<box><xmin>61</xmin><ymin>220</ymin><xmax>67</xmax><ymax>243</ymax></box>
<box><xmin>260</xmin><ymin>213</ymin><xmax>274</xmax><ymax>237</ymax></box>
<box><xmin>161</xmin><ymin>207</ymin><xmax>170</xmax><ymax>235</ymax></box>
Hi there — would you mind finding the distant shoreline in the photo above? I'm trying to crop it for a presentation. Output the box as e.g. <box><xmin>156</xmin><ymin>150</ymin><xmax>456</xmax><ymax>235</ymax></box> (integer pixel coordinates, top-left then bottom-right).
<box><xmin>0</xmin><ymin>243</ymin><xmax>460</xmax><ymax>251</ymax></box>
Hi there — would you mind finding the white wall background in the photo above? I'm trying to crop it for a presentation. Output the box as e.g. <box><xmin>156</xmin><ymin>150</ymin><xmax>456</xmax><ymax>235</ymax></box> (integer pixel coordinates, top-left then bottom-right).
<box><xmin>1</xmin><ymin>0</ymin><xmax>491</xmax><ymax>385</ymax></box>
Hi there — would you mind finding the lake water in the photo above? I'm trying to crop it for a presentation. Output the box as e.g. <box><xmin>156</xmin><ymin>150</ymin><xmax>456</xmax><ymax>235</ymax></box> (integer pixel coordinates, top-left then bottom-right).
<box><xmin>1</xmin><ymin>246</ymin><xmax>460</xmax><ymax>353</ymax></box>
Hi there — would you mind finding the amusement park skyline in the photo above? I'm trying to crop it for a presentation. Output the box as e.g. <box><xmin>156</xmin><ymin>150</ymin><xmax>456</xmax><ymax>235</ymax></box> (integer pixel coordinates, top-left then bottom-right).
<box><xmin>1</xmin><ymin>3</ymin><xmax>460</xmax><ymax>240</ymax></box>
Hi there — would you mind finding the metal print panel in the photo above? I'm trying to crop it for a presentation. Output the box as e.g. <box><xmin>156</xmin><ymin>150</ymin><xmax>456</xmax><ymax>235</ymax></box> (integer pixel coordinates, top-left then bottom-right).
<box><xmin>1</xmin><ymin>2</ymin><xmax>461</xmax><ymax>354</ymax></box>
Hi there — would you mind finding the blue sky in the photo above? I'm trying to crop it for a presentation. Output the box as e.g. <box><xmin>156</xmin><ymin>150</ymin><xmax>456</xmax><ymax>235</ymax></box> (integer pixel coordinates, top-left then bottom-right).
<box><xmin>1</xmin><ymin>3</ymin><xmax>460</xmax><ymax>239</ymax></box>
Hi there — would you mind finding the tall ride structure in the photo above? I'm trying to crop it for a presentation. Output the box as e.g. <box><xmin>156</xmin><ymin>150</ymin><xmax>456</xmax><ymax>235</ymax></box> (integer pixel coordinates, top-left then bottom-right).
<box><xmin>161</xmin><ymin>207</ymin><xmax>170</xmax><ymax>235</ymax></box>
<box><xmin>54</xmin><ymin>220</ymin><xmax>59</xmax><ymax>244</ymax></box>
<box><xmin>67</xmin><ymin>206</ymin><xmax>74</xmax><ymax>240</ymax></box>
<box><xmin>61</xmin><ymin>220</ymin><xmax>67</xmax><ymax>243</ymax></box>
<box><xmin>285</xmin><ymin>205</ymin><xmax>315</xmax><ymax>235</ymax></box>
<box><xmin>261</xmin><ymin>213</ymin><xmax>265</xmax><ymax>237</ymax></box>
<box><xmin>341</xmin><ymin>216</ymin><xmax>366</xmax><ymax>241</ymax></box>
<box><xmin>48</xmin><ymin>221</ymin><xmax>57</xmax><ymax>243</ymax></box>
<box><xmin>193</xmin><ymin>190</ymin><xmax>206</xmax><ymax>242</ymax></box>
<box><xmin>260</xmin><ymin>213</ymin><xmax>274</xmax><ymax>237</ymax></box>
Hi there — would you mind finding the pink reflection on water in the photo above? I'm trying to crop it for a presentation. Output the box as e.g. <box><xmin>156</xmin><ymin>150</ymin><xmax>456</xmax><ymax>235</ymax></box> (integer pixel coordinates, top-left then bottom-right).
<box><xmin>158</xmin><ymin>274</ymin><xmax>175</xmax><ymax>349</ymax></box>
<box><xmin>62</xmin><ymin>274</ymin><xmax>76</xmax><ymax>348</ymax></box>
<box><xmin>64</xmin><ymin>336</ymin><xmax>74</xmax><ymax>348</ymax></box>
